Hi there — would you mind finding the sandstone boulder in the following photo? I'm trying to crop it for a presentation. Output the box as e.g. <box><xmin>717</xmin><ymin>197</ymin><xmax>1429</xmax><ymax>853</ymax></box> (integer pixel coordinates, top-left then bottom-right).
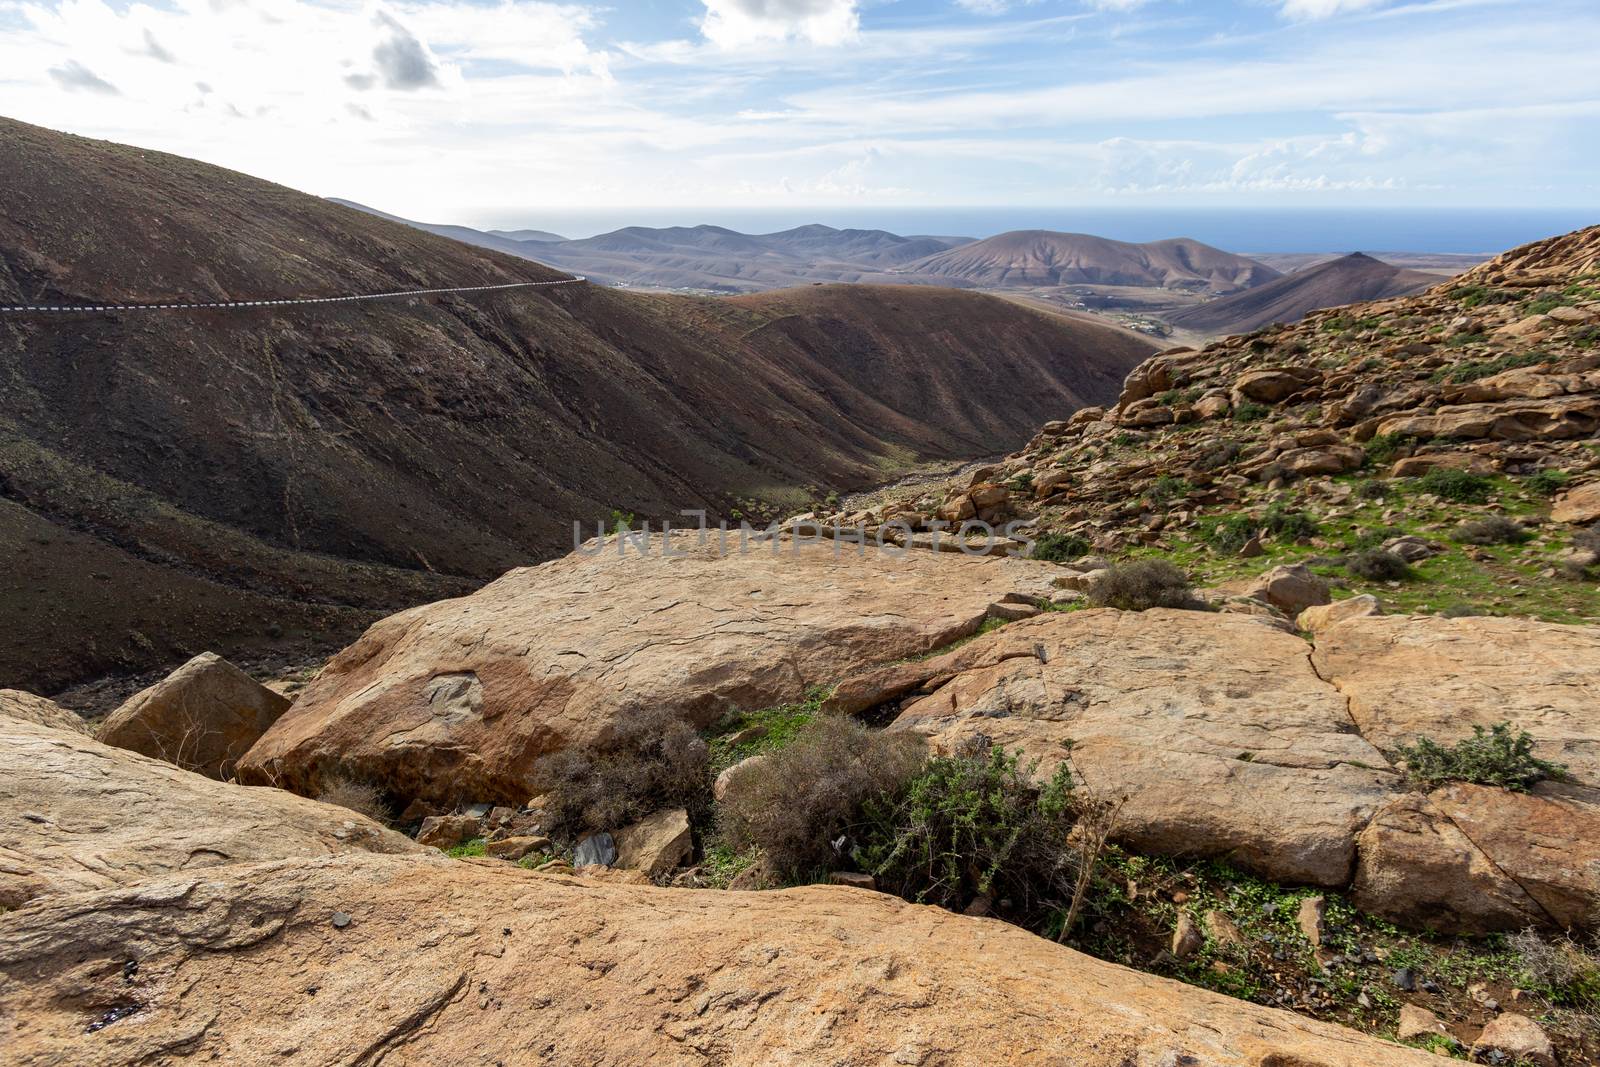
<box><xmin>1374</xmin><ymin>396</ymin><xmax>1600</xmax><ymax>442</ymax></box>
<box><xmin>0</xmin><ymin>852</ymin><xmax>1440</xmax><ymax>1067</ymax></box>
<box><xmin>0</xmin><ymin>689</ymin><xmax>89</xmax><ymax>735</ymax></box>
<box><xmin>890</xmin><ymin>610</ymin><xmax>1398</xmax><ymax>885</ymax></box>
<box><xmin>614</xmin><ymin>807</ymin><xmax>692</xmax><ymax>878</ymax></box>
<box><xmin>98</xmin><ymin>652</ymin><xmax>291</xmax><ymax>779</ymax></box>
<box><xmin>0</xmin><ymin>717</ymin><xmax>419</xmax><ymax>908</ymax></box>
<box><xmin>238</xmin><ymin>536</ymin><xmax>1059</xmax><ymax>807</ymax></box>
<box><xmin>1551</xmin><ymin>479</ymin><xmax>1600</xmax><ymax>524</ymax></box>
<box><xmin>1233</xmin><ymin>368</ymin><xmax>1320</xmax><ymax>403</ymax></box>
<box><xmin>1233</xmin><ymin>563</ymin><xmax>1331</xmax><ymax>618</ymax></box>
<box><xmin>1310</xmin><ymin>615</ymin><xmax>1600</xmax><ymax>784</ymax></box>
<box><xmin>1472</xmin><ymin>1014</ymin><xmax>1555</xmax><ymax>1067</ymax></box>
<box><xmin>1297</xmin><ymin>595</ymin><xmax>1382</xmax><ymax>633</ymax></box>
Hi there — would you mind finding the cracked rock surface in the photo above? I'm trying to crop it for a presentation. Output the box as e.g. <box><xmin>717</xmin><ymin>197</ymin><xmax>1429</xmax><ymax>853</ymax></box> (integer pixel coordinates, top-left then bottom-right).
<box><xmin>0</xmin><ymin>852</ymin><xmax>1441</xmax><ymax>1067</ymax></box>
<box><xmin>238</xmin><ymin>535</ymin><xmax>1062</xmax><ymax>806</ymax></box>
<box><xmin>0</xmin><ymin>716</ymin><xmax>422</xmax><ymax>908</ymax></box>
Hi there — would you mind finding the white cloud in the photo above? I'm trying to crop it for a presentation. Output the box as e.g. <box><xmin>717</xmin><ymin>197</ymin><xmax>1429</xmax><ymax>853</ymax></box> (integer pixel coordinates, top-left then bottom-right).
<box><xmin>699</xmin><ymin>0</ymin><xmax>859</xmax><ymax>48</ymax></box>
<box><xmin>1277</xmin><ymin>0</ymin><xmax>1389</xmax><ymax>18</ymax></box>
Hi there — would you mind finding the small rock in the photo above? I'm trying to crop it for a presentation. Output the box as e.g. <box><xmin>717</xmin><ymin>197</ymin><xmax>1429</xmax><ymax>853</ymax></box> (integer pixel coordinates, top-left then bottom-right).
<box><xmin>330</xmin><ymin>911</ymin><xmax>351</xmax><ymax>929</ymax></box>
<box><xmin>1396</xmin><ymin>1003</ymin><xmax>1451</xmax><ymax>1043</ymax></box>
<box><xmin>829</xmin><ymin>871</ymin><xmax>876</xmax><ymax>890</ymax></box>
<box><xmin>1472</xmin><ymin>1013</ymin><xmax>1555</xmax><ymax>1067</ymax></box>
<box><xmin>1296</xmin><ymin>896</ymin><xmax>1327</xmax><ymax>948</ymax></box>
<box><xmin>573</xmin><ymin>832</ymin><xmax>617</xmax><ymax>868</ymax></box>
<box><xmin>1171</xmin><ymin>913</ymin><xmax>1204</xmax><ymax>958</ymax></box>
<box><xmin>416</xmin><ymin>814</ymin><xmax>481</xmax><ymax>850</ymax></box>
<box><xmin>484</xmin><ymin>835</ymin><xmax>551</xmax><ymax>862</ymax></box>
<box><xmin>1203</xmin><ymin>910</ymin><xmax>1246</xmax><ymax>950</ymax></box>
<box><xmin>1391</xmin><ymin>967</ymin><xmax>1417</xmax><ymax>992</ymax></box>
<box><xmin>615</xmin><ymin>808</ymin><xmax>692</xmax><ymax>878</ymax></box>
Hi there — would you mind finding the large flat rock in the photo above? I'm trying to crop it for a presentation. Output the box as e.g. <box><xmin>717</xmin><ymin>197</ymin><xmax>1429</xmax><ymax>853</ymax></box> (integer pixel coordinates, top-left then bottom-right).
<box><xmin>0</xmin><ymin>689</ymin><xmax>89</xmax><ymax>735</ymax></box>
<box><xmin>238</xmin><ymin>536</ymin><xmax>1060</xmax><ymax>806</ymax></box>
<box><xmin>0</xmin><ymin>852</ymin><xmax>1438</xmax><ymax>1067</ymax></box>
<box><xmin>890</xmin><ymin>609</ymin><xmax>1400</xmax><ymax>886</ymax></box>
<box><xmin>1310</xmin><ymin>615</ymin><xmax>1600</xmax><ymax>785</ymax></box>
<box><xmin>0</xmin><ymin>717</ymin><xmax>421</xmax><ymax>908</ymax></box>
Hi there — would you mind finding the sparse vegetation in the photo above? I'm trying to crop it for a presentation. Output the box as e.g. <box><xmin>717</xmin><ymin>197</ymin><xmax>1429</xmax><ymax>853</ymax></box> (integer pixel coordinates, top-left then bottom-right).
<box><xmin>1509</xmin><ymin>929</ymin><xmax>1600</xmax><ymax>1009</ymax></box>
<box><xmin>1346</xmin><ymin>549</ymin><xmax>1412</xmax><ymax>581</ymax></box>
<box><xmin>1363</xmin><ymin>433</ymin><xmax>1412</xmax><ymax>466</ymax></box>
<box><xmin>1087</xmin><ymin>559</ymin><xmax>1200</xmax><ymax>611</ymax></box>
<box><xmin>854</xmin><ymin>739</ymin><xmax>1115</xmax><ymax>936</ymax></box>
<box><xmin>530</xmin><ymin>705</ymin><xmax>710</xmax><ymax>837</ymax></box>
<box><xmin>1031</xmin><ymin>531</ymin><xmax>1090</xmax><ymax>563</ymax></box>
<box><xmin>1208</xmin><ymin>513</ymin><xmax>1257</xmax><ymax>554</ymax></box>
<box><xmin>1416</xmin><ymin>467</ymin><xmax>1494</xmax><ymax>503</ymax></box>
<box><xmin>1525</xmin><ymin>469</ymin><xmax>1572</xmax><ymax>496</ymax></box>
<box><xmin>316</xmin><ymin>775</ymin><xmax>391</xmax><ymax>824</ymax></box>
<box><xmin>1393</xmin><ymin>722</ymin><xmax>1567</xmax><ymax>792</ymax></box>
<box><xmin>1451</xmin><ymin>515</ymin><xmax>1529</xmax><ymax>545</ymax></box>
<box><xmin>718</xmin><ymin>716</ymin><xmax>926</xmax><ymax>880</ymax></box>
<box><xmin>1232</xmin><ymin>401</ymin><xmax>1270</xmax><ymax>423</ymax></box>
<box><xmin>1262</xmin><ymin>503</ymin><xmax>1319</xmax><ymax>542</ymax></box>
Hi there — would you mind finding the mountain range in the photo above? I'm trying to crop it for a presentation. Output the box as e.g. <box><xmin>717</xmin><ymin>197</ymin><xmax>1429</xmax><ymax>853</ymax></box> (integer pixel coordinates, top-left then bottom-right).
<box><xmin>0</xmin><ymin>117</ymin><xmax>1152</xmax><ymax>691</ymax></box>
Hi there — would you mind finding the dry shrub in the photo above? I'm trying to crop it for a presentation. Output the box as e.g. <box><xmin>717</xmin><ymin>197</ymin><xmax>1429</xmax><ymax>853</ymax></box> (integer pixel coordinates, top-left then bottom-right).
<box><xmin>1088</xmin><ymin>559</ymin><xmax>1201</xmax><ymax>611</ymax></box>
<box><xmin>718</xmin><ymin>716</ymin><xmax>926</xmax><ymax>879</ymax></box>
<box><xmin>317</xmin><ymin>775</ymin><xmax>391</xmax><ymax>824</ymax></box>
<box><xmin>530</xmin><ymin>706</ymin><xmax>710</xmax><ymax>838</ymax></box>
<box><xmin>1451</xmin><ymin>515</ymin><xmax>1529</xmax><ymax>545</ymax></box>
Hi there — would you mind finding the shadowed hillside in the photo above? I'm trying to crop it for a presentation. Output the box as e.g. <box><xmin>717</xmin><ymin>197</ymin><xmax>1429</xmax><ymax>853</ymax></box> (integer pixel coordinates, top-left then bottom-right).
<box><xmin>1165</xmin><ymin>252</ymin><xmax>1437</xmax><ymax>336</ymax></box>
<box><xmin>0</xmin><ymin>117</ymin><xmax>1152</xmax><ymax>691</ymax></box>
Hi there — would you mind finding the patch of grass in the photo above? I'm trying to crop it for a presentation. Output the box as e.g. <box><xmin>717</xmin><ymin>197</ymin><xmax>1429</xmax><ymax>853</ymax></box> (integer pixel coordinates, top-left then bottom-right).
<box><xmin>1416</xmin><ymin>467</ymin><xmax>1494</xmax><ymax>503</ymax></box>
<box><xmin>1432</xmin><ymin>349</ymin><xmax>1551</xmax><ymax>384</ymax></box>
<box><xmin>446</xmin><ymin>838</ymin><xmax>487</xmax><ymax>859</ymax></box>
<box><xmin>700</xmin><ymin>841</ymin><xmax>760</xmax><ymax>889</ymax></box>
<box><xmin>1449</xmin><ymin>284</ymin><xmax>1515</xmax><ymax>308</ymax></box>
<box><xmin>707</xmin><ymin>690</ymin><xmax>827</xmax><ymax>773</ymax></box>
<box><xmin>1263</xmin><ymin>503</ymin><xmax>1319</xmax><ymax>542</ymax></box>
<box><xmin>1208</xmin><ymin>513</ymin><xmax>1257</xmax><ymax>554</ymax></box>
<box><xmin>1451</xmin><ymin>516</ymin><xmax>1528</xmax><ymax>545</ymax></box>
<box><xmin>1232</xmin><ymin>401</ymin><xmax>1270</xmax><ymax>423</ymax></box>
<box><xmin>1146</xmin><ymin>475</ymin><xmax>1194</xmax><ymax>505</ymax></box>
<box><xmin>1394</xmin><ymin>722</ymin><xmax>1568</xmax><ymax>792</ymax></box>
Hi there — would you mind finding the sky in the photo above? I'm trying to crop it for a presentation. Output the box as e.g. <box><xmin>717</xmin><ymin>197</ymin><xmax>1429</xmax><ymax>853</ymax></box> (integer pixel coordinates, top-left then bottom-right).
<box><xmin>1</xmin><ymin>0</ymin><xmax>1598</xmax><ymax>229</ymax></box>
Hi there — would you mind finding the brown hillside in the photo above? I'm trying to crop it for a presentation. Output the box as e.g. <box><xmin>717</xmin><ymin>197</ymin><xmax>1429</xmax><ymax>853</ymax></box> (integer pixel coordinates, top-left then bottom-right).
<box><xmin>908</xmin><ymin>230</ymin><xmax>1280</xmax><ymax>291</ymax></box>
<box><xmin>0</xmin><ymin>117</ymin><xmax>1151</xmax><ymax>691</ymax></box>
<box><xmin>1166</xmin><ymin>252</ymin><xmax>1436</xmax><ymax>336</ymax></box>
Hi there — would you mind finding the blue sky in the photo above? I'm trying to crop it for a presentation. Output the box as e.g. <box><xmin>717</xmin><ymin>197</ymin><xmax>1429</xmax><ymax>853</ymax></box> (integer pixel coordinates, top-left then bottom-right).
<box><xmin>1</xmin><ymin>0</ymin><xmax>1597</xmax><ymax>226</ymax></box>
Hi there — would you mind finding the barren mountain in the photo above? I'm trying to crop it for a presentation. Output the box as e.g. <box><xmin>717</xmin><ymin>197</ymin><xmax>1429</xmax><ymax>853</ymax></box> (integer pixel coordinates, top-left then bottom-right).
<box><xmin>333</xmin><ymin>203</ymin><xmax>973</xmax><ymax>291</ymax></box>
<box><xmin>1165</xmin><ymin>252</ymin><xmax>1437</xmax><ymax>336</ymax></box>
<box><xmin>907</xmin><ymin>230</ymin><xmax>1281</xmax><ymax>291</ymax></box>
<box><xmin>0</xmin><ymin>117</ymin><xmax>1151</xmax><ymax>692</ymax></box>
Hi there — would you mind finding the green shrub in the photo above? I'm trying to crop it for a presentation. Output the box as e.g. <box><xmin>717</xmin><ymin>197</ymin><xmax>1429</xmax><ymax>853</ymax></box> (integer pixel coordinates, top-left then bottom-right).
<box><xmin>1346</xmin><ymin>549</ymin><xmax>1411</xmax><ymax>581</ymax></box>
<box><xmin>854</xmin><ymin>741</ymin><xmax>1086</xmax><ymax>924</ymax></box>
<box><xmin>530</xmin><ymin>705</ymin><xmax>710</xmax><ymax>838</ymax></box>
<box><xmin>1417</xmin><ymin>467</ymin><xmax>1494</xmax><ymax>503</ymax></box>
<box><xmin>1394</xmin><ymin>722</ymin><xmax>1567</xmax><ymax>792</ymax></box>
<box><xmin>1263</xmin><ymin>504</ymin><xmax>1319</xmax><ymax>542</ymax></box>
<box><xmin>1451</xmin><ymin>516</ymin><xmax>1528</xmax><ymax>545</ymax></box>
<box><xmin>1509</xmin><ymin>930</ymin><xmax>1600</xmax><ymax>1009</ymax></box>
<box><xmin>1008</xmin><ymin>471</ymin><xmax>1034</xmax><ymax>493</ymax></box>
<box><xmin>1354</xmin><ymin>479</ymin><xmax>1391</xmax><ymax>501</ymax></box>
<box><xmin>446</xmin><ymin>838</ymin><xmax>487</xmax><ymax>859</ymax></box>
<box><xmin>1193</xmin><ymin>441</ymin><xmax>1242</xmax><ymax>471</ymax></box>
<box><xmin>1450</xmin><ymin>284</ymin><xmax>1515</xmax><ymax>308</ymax></box>
<box><xmin>1145</xmin><ymin>475</ymin><xmax>1193</xmax><ymax>504</ymax></box>
<box><xmin>1524</xmin><ymin>469</ymin><xmax>1571</xmax><ymax>496</ymax></box>
<box><xmin>1526</xmin><ymin>294</ymin><xmax>1572</xmax><ymax>316</ymax></box>
<box><xmin>1032</xmin><ymin>532</ymin><xmax>1090</xmax><ymax>563</ymax></box>
<box><xmin>1232</xmin><ymin>401</ymin><xmax>1270</xmax><ymax>423</ymax></box>
<box><xmin>1363</xmin><ymin>433</ymin><xmax>1413</xmax><ymax>465</ymax></box>
<box><xmin>1576</xmin><ymin>523</ymin><xmax>1600</xmax><ymax>555</ymax></box>
<box><xmin>718</xmin><ymin>717</ymin><xmax>926</xmax><ymax>880</ymax></box>
<box><xmin>1088</xmin><ymin>560</ymin><xmax>1200</xmax><ymax>611</ymax></box>
<box><xmin>1208</xmin><ymin>514</ymin><xmax>1257</xmax><ymax>554</ymax></box>
<box><xmin>1433</xmin><ymin>349</ymin><xmax>1550</xmax><ymax>384</ymax></box>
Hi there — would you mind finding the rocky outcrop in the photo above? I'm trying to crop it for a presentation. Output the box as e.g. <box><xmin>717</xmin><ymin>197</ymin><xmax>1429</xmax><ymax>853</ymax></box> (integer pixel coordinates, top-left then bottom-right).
<box><xmin>98</xmin><ymin>652</ymin><xmax>291</xmax><ymax>779</ymax></box>
<box><xmin>0</xmin><ymin>852</ymin><xmax>1439</xmax><ymax>1067</ymax></box>
<box><xmin>1551</xmin><ymin>479</ymin><xmax>1600</xmax><ymax>524</ymax></box>
<box><xmin>0</xmin><ymin>716</ymin><xmax>420</xmax><ymax>908</ymax></box>
<box><xmin>238</xmin><ymin>536</ymin><xmax>1060</xmax><ymax>806</ymax></box>
<box><xmin>0</xmin><ymin>689</ymin><xmax>89</xmax><ymax>735</ymax></box>
<box><xmin>889</xmin><ymin>609</ymin><xmax>1398</xmax><ymax>886</ymax></box>
<box><xmin>1310</xmin><ymin>614</ymin><xmax>1600</xmax><ymax>784</ymax></box>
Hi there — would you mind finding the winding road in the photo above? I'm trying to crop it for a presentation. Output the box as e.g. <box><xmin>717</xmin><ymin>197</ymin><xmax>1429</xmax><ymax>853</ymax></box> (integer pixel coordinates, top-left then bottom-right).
<box><xmin>0</xmin><ymin>276</ymin><xmax>586</xmax><ymax>315</ymax></box>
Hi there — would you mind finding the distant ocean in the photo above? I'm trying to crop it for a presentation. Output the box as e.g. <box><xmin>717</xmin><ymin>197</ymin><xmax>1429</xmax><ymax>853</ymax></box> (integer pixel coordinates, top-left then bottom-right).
<box><xmin>479</xmin><ymin>207</ymin><xmax>1596</xmax><ymax>254</ymax></box>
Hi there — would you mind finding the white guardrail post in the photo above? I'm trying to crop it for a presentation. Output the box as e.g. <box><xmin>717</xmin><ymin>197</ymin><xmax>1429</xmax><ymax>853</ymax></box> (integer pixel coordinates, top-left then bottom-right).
<box><xmin>0</xmin><ymin>277</ymin><xmax>585</xmax><ymax>315</ymax></box>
